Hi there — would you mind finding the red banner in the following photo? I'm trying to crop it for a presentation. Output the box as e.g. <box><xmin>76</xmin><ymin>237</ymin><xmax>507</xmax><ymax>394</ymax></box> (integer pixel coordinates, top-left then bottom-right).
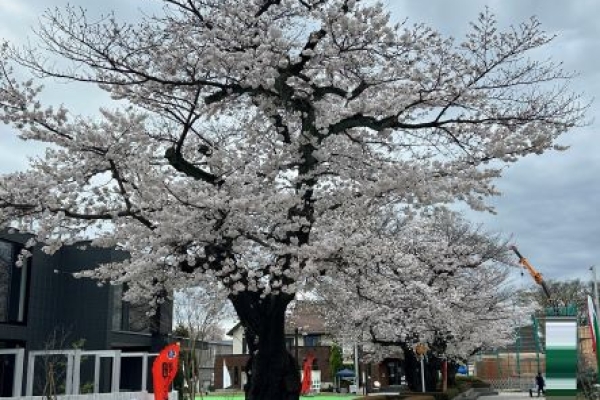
<box><xmin>152</xmin><ymin>343</ymin><xmax>180</xmax><ymax>400</ymax></box>
<box><xmin>301</xmin><ymin>353</ymin><xmax>315</xmax><ymax>395</ymax></box>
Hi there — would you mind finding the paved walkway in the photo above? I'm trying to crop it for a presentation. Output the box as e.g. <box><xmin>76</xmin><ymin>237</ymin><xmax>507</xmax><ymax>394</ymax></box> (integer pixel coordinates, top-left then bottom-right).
<box><xmin>485</xmin><ymin>393</ymin><xmax>535</xmax><ymax>400</ymax></box>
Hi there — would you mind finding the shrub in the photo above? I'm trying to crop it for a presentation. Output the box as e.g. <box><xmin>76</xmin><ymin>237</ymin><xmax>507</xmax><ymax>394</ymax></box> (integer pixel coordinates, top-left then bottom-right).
<box><xmin>445</xmin><ymin>388</ymin><xmax>460</xmax><ymax>399</ymax></box>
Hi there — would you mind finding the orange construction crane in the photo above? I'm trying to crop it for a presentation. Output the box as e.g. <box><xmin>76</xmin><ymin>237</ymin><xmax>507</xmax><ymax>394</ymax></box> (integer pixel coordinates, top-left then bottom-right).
<box><xmin>510</xmin><ymin>245</ymin><xmax>552</xmax><ymax>299</ymax></box>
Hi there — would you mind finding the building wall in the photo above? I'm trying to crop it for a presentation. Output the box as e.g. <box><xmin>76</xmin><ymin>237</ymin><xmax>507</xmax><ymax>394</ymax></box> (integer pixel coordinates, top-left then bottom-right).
<box><xmin>215</xmin><ymin>346</ymin><xmax>333</xmax><ymax>389</ymax></box>
<box><xmin>230</xmin><ymin>325</ymin><xmax>329</xmax><ymax>355</ymax></box>
<box><xmin>474</xmin><ymin>354</ymin><xmax>546</xmax><ymax>379</ymax></box>
<box><xmin>0</xmin><ymin>231</ymin><xmax>176</xmax><ymax>396</ymax></box>
<box><xmin>579</xmin><ymin>326</ymin><xmax>596</xmax><ymax>372</ymax></box>
<box><xmin>231</xmin><ymin>326</ymin><xmax>244</xmax><ymax>354</ymax></box>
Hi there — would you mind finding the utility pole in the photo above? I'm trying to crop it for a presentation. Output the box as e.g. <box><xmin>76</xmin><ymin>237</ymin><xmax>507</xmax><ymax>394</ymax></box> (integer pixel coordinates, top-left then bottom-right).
<box><xmin>354</xmin><ymin>344</ymin><xmax>359</xmax><ymax>393</ymax></box>
<box><xmin>295</xmin><ymin>328</ymin><xmax>299</xmax><ymax>369</ymax></box>
<box><xmin>591</xmin><ymin>266</ymin><xmax>600</xmax><ymax>318</ymax></box>
<box><xmin>531</xmin><ymin>315</ymin><xmax>541</xmax><ymax>373</ymax></box>
<box><xmin>589</xmin><ymin>266</ymin><xmax>600</xmax><ymax>384</ymax></box>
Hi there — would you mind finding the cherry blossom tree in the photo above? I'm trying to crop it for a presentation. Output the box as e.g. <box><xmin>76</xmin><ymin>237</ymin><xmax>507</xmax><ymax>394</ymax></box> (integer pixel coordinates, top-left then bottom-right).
<box><xmin>0</xmin><ymin>1</ymin><xmax>585</xmax><ymax>399</ymax></box>
<box><xmin>318</xmin><ymin>211</ymin><xmax>530</xmax><ymax>391</ymax></box>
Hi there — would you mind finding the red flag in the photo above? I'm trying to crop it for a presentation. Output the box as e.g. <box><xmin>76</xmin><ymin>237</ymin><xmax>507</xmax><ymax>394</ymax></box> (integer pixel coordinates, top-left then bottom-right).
<box><xmin>152</xmin><ymin>343</ymin><xmax>180</xmax><ymax>400</ymax></box>
<box><xmin>301</xmin><ymin>353</ymin><xmax>315</xmax><ymax>395</ymax></box>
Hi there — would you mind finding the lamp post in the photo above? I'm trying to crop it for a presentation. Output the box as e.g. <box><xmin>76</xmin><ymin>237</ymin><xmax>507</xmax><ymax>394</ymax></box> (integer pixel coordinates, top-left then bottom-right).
<box><xmin>354</xmin><ymin>344</ymin><xmax>359</xmax><ymax>392</ymax></box>
<box><xmin>590</xmin><ymin>266</ymin><xmax>600</xmax><ymax>383</ymax></box>
<box><xmin>591</xmin><ymin>266</ymin><xmax>600</xmax><ymax>319</ymax></box>
<box><xmin>295</xmin><ymin>327</ymin><xmax>299</xmax><ymax>369</ymax></box>
<box><xmin>442</xmin><ymin>356</ymin><xmax>447</xmax><ymax>393</ymax></box>
<box><xmin>414</xmin><ymin>343</ymin><xmax>428</xmax><ymax>393</ymax></box>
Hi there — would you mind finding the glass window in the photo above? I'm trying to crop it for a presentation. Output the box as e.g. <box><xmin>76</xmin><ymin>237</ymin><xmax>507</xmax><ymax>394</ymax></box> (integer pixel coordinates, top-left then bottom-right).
<box><xmin>304</xmin><ymin>335</ymin><xmax>320</xmax><ymax>347</ymax></box>
<box><xmin>112</xmin><ymin>284</ymin><xmax>151</xmax><ymax>333</ymax></box>
<box><xmin>0</xmin><ymin>239</ymin><xmax>29</xmax><ymax>324</ymax></box>
<box><xmin>126</xmin><ymin>302</ymin><xmax>151</xmax><ymax>333</ymax></box>
<box><xmin>111</xmin><ymin>285</ymin><xmax>123</xmax><ymax>331</ymax></box>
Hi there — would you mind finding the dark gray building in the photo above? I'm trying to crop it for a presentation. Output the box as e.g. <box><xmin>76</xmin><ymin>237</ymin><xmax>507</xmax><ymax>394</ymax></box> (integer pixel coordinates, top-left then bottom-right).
<box><xmin>0</xmin><ymin>230</ymin><xmax>172</xmax><ymax>396</ymax></box>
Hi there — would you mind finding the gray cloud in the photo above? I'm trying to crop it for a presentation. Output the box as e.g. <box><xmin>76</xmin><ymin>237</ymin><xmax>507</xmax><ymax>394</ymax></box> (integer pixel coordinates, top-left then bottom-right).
<box><xmin>385</xmin><ymin>1</ymin><xmax>600</xmax><ymax>281</ymax></box>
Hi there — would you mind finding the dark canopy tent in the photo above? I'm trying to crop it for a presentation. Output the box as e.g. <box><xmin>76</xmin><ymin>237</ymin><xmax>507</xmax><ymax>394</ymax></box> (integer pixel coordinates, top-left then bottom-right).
<box><xmin>336</xmin><ymin>369</ymin><xmax>355</xmax><ymax>378</ymax></box>
<box><xmin>334</xmin><ymin>368</ymin><xmax>356</xmax><ymax>393</ymax></box>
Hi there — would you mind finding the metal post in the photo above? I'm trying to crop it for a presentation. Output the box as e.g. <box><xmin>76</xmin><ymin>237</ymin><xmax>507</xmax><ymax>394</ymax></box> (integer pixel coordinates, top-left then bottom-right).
<box><xmin>496</xmin><ymin>349</ymin><xmax>502</xmax><ymax>379</ymax></box>
<box><xmin>14</xmin><ymin>349</ymin><xmax>24</xmax><ymax>397</ymax></box>
<box><xmin>295</xmin><ymin>328</ymin><xmax>299</xmax><ymax>369</ymax></box>
<box><xmin>26</xmin><ymin>352</ymin><xmax>35</xmax><ymax>396</ymax></box>
<box><xmin>591</xmin><ymin>266</ymin><xmax>600</xmax><ymax>317</ymax></box>
<box><xmin>442</xmin><ymin>359</ymin><xmax>447</xmax><ymax>392</ymax></box>
<box><xmin>532</xmin><ymin>315</ymin><xmax>541</xmax><ymax>373</ymax></box>
<box><xmin>94</xmin><ymin>355</ymin><xmax>101</xmax><ymax>393</ymax></box>
<box><xmin>516</xmin><ymin>327</ymin><xmax>521</xmax><ymax>378</ymax></box>
<box><xmin>420</xmin><ymin>356</ymin><xmax>426</xmax><ymax>393</ymax></box>
<box><xmin>591</xmin><ymin>265</ymin><xmax>600</xmax><ymax>383</ymax></box>
<box><xmin>354</xmin><ymin>344</ymin><xmax>359</xmax><ymax>391</ymax></box>
<box><xmin>72</xmin><ymin>349</ymin><xmax>81</xmax><ymax>394</ymax></box>
<box><xmin>112</xmin><ymin>350</ymin><xmax>121</xmax><ymax>393</ymax></box>
<box><xmin>142</xmin><ymin>354</ymin><xmax>149</xmax><ymax>391</ymax></box>
<box><xmin>65</xmin><ymin>353</ymin><xmax>74</xmax><ymax>394</ymax></box>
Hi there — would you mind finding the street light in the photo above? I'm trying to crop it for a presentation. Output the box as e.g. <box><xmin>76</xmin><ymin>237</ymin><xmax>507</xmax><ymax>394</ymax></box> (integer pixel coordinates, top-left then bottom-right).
<box><xmin>414</xmin><ymin>343</ymin><xmax>428</xmax><ymax>393</ymax></box>
<box><xmin>590</xmin><ymin>266</ymin><xmax>599</xmax><ymax>318</ymax></box>
<box><xmin>295</xmin><ymin>327</ymin><xmax>299</xmax><ymax>370</ymax></box>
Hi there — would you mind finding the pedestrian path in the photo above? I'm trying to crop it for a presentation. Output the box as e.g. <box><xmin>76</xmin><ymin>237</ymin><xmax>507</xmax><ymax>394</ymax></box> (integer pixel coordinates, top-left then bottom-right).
<box><xmin>485</xmin><ymin>392</ymin><xmax>535</xmax><ymax>400</ymax></box>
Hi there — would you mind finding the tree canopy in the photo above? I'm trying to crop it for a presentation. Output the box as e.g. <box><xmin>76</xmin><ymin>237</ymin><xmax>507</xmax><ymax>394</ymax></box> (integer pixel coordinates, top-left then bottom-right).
<box><xmin>0</xmin><ymin>1</ymin><xmax>586</xmax><ymax>398</ymax></box>
<box><xmin>319</xmin><ymin>211</ymin><xmax>528</xmax><ymax>362</ymax></box>
<box><xmin>0</xmin><ymin>2</ymin><xmax>584</xmax><ymax>302</ymax></box>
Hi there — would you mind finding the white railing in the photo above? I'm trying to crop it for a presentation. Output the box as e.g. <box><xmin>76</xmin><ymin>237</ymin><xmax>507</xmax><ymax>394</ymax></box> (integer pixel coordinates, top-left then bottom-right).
<box><xmin>1</xmin><ymin>390</ymin><xmax>177</xmax><ymax>400</ymax></box>
<box><xmin>1</xmin><ymin>349</ymin><xmax>163</xmax><ymax>398</ymax></box>
<box><xmin>0</xmin><ymin>348</ymin><xmax>25</xmax><ymax>397</ymax></box>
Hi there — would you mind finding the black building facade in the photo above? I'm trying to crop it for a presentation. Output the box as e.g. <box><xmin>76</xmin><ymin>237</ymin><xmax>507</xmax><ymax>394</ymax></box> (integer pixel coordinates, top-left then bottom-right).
<box><xmin>0</xmin><ymin>230</ymin><xmax>172</xmax><ymax>396</ymax></box>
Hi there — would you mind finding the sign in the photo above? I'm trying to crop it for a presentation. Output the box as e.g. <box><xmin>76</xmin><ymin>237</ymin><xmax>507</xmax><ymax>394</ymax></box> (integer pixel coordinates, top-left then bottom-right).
<box><xmin>301</xmin><ymin>353</ymin><xmax>315</xmax><ymax>395</ymax></box>
<box><xmin>152</xmin><ymin>343</ymin><xmax>180</xmax><ymax>400</ymax></box>
<box><xmin>414</xmin><ymin>343</ymin><xmax>428</xmax><ymax>356</ymax></box>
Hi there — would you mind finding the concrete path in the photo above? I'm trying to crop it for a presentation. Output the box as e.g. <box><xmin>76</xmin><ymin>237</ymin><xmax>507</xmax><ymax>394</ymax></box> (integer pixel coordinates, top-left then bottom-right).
<box><xmin>484</xmin><ymin>392</ymin><xmax>536</xmax><ymax>400</ymax></box>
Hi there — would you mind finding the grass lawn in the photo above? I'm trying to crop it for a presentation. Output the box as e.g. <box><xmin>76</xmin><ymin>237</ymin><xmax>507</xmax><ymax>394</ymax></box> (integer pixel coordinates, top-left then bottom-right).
<box><xmin>196</xmin><ymin>395</ymin><xmax>360</xmax><ymax>400</ymax></box>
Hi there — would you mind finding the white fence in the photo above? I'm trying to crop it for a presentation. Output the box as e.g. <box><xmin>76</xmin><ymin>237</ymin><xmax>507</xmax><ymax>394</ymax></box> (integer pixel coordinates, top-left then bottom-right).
<box><xmin>0</xmin><ymin>348</ymin><xmax>25</xmax><ymax>397</ymax></box>
<box><xmin>1</xmin><ymin>391</ymin><xmax>178</xmax><ymax>400</ymax></box>
<box><xmin>1</xmin><ymin>349</ymin><xmax>165</xmax><ymax>398</ymax></box>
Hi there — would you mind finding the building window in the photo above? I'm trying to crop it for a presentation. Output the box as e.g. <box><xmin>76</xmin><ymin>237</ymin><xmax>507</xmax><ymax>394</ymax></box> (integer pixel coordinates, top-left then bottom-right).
<box><xmin>304</xmin><ymin>334</ymin><xmax>320</xmax><ymax>347</ymax></box>
<box><xmin>0</xmin><ymin>240</ymin><xmax>29</xmax><ymax>324</ymax></box>
<box><xmin>233</xmin><ymin>366</ymin><xmax>239</xmax><ymax>386</ymax></box>
<box><xmin>242</xmin><ymin>337</ymin><xmax>248</xmax><ymax>354</ymax></box>
<box><xmin>112</xmin><ymin>284</ymin><xmax>151</xmax><ymax>333</ymax></box>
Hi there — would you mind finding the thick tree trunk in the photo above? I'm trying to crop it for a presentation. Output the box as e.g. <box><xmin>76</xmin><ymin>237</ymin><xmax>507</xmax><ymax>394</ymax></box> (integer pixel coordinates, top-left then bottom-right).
<box><xmin>424</xmin><ymin>354</ymin><xmax>440</xmax><ymax>392</ymax></box>
<box><xmin>400</xmin><ymin>345</ymin><xmax>440</xmax><ymax>392</ymax></box>
<box><xmin>400</xmin><ymin>345</ymin><xmax>421</xmax><ymax>392</ymax></box>
<box><xmin>231</xmin><ymin>293</ymin><xmax>300</xmax><ymax>400</ymax></box>
<box><xmin>447</xmin><ymin>361</ymin><xmax>460</xmax><ymax>388</ymax></box>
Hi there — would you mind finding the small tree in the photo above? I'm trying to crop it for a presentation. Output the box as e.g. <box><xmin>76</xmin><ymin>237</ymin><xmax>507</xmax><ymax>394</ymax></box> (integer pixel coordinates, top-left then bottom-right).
<box><xmin>174</xmin><ymin>286</ymin><xmax>234</xmax><ymax>400</ymax></box>
<box><xmin>329</xmin><ymin>344</ymin><xmax>343</xmax><ymax>388</ymax></box>
<box><xmin>34</xmin><ymin>327</ymin><xmax>86</xmax><ymax>400</ymax></box>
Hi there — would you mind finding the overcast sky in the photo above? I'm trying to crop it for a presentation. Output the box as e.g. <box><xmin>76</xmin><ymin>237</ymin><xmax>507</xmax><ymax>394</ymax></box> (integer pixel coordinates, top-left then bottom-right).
<box><xmin>0</xmin><ymin>0</ymin><xmax>598</xmax><ymax>285</ymax></box>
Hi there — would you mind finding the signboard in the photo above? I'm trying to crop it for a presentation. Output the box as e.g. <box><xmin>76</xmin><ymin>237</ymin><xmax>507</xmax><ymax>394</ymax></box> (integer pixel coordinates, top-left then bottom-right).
<box><xmin>546</xmin><ymin>317</ymin><xmax>577</xmax><ymax>400</ymax></box>
<box><xmin>152</xmin><ymin>343</ymin><xmax>180</xmax><ymax>400</ymax></box>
